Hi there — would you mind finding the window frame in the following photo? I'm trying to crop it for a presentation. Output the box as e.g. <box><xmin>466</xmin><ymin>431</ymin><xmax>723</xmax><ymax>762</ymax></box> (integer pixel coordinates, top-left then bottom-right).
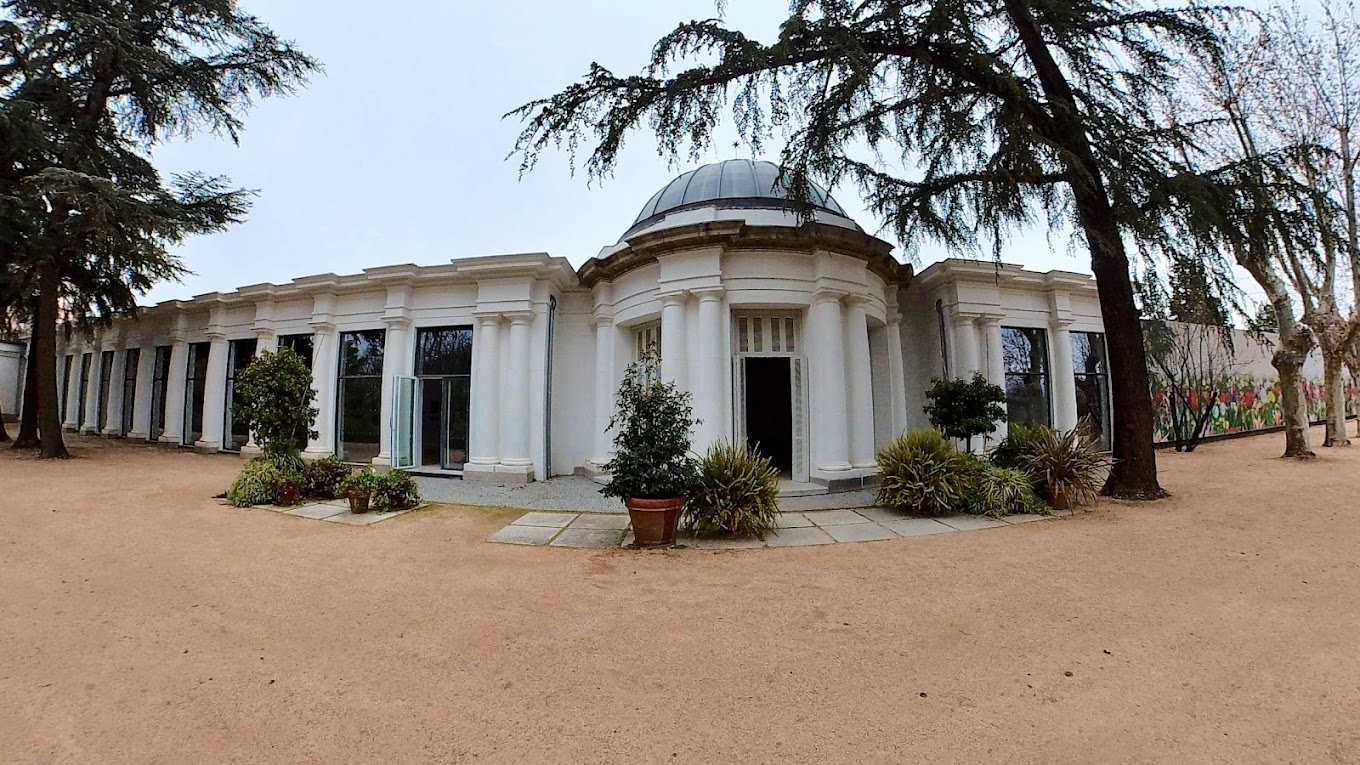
<box><xmin>1001</xmin><ymin>326</ymin><xmax>1053</xmax><ymax>428</ymax></box>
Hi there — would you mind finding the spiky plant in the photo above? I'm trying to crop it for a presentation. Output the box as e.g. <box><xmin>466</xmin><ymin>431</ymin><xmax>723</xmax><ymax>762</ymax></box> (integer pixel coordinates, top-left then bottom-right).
<box><xmin>1023</xmin><ymin>426</ymin><xmax>1115</xmax><ymax>507</ymax></box>
<box><xmin>685</xmin><ymin>440</ymin><xmax>781</xmax><ymax>539</ymax></box>
<box><xmin>875</xmin><ymin>429</ymin><xmax>980</xmax><ymax>517</ymax></box>
<box><xmin>970</xmin><ymin>465</ymin><xmax>1047</xmax><ymax>518</ymax></box>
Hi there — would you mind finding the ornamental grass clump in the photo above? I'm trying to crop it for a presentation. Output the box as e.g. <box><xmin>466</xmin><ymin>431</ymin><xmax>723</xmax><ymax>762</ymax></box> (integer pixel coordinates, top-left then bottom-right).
<box><xmin>1022</xmin><ymin>425</ymin><xmax>1113</xmax><ymax>509</ymax></box>
<box><xmin>685</xmin><ymin>440</ymin><xmax>780</xmax><ymax>539</ymax></box>
<box><xmin>227</xmin><ymin>458</ymin><xmax>288</xmax><ymax>507</ymax></box>
<box><xmin>970</xmin><ymin>465</ymin><xmax>1047</xmax><ymax>518</ymax></box>
<box><xmin>875</xmin><ymin>429</ymin><xmax>980</xmax><ymax>516</ymax></box>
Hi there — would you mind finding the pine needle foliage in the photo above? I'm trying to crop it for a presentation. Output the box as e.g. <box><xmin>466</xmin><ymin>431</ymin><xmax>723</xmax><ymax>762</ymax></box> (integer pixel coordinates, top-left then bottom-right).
<box><xmin>685</xmin><ymin>440</ymin><xmax>781</xmax><ymax>539</ymax></box>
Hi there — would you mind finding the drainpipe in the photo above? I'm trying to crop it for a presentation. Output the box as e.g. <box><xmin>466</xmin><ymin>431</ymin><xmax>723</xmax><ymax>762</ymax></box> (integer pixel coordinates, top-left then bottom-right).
<box><xmin>543</xmin><ymin>295</ymin><xmax>557</xmax><ymax>477</ymax></box>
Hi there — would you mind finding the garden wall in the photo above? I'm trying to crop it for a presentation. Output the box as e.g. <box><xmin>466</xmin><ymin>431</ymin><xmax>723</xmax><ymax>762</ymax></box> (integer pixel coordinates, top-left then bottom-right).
<box><xmin>1150</xmin><ymin>322</ymin><xmax>1354</xmax><ymax>444</ymax></box>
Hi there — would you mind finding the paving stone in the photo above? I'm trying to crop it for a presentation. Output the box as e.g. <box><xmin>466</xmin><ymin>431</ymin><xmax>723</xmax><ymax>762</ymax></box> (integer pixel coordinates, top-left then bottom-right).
<box><xmin>323</xmin><ymin>511</ymin><xmax>393</xmax><ymax>526</ymax></box>
<box><xmin>937</xmin><ymin>515</ymin><xmax>1008</xmax><ymax>531</ymax></box>
<box><xmin>851</xmin><ymin>506</ymin><xmax>907</xmax><ymax>523</ymax></box>
<box><xmin>804</xmin><ymin>509</ymin><xmax>873</xmax><ymax>527</ymax></box>
<box><xmin>549</xmin><ymin>528</ymin><xmax>626</xmax><ymax>548</ymax></box>
<box><xmin>688</xmin><ymin>536</ymin><xmax>767</xmax><ymax>550</ymax></box>
<box><xmin>283</xmin><ymin>503</ymin><xmax>347</xmax><ymax>520</ymax></box>
<box><xmin>765</xmin><ymin>526</ymin><xmax>835</xmax><ymax>547</ymax></box>
<box><xmin>879</xmin><ymin>518</ymin><xmax>956</xmax><ymax>537</ymax></box>
<box><xmin>773</xmin><ymin>512</ymin><xmax>814</xmax><ymax>528</ymax></box>
<box><xmin>569</xmin><ymin>514</ymin><xmax>631</xmax><ymax>530</ymax></box>
<box><xmin>510</xmin><ymin>511</ymin><xmax>578</xmax><ymax>529</ymax></box>
<box><xmin>1002</xmin><ymin>513</ymin><xmax>1048</xmax><ymax>524</ymax></box>
<box><xmin>487</xmin><ymin>524</ymin><xmax>561</xmax><ymax>545</ymax></box>
<box><xmin>823</xmin><ymin>522</ymin><xmax>897</xmax><ymax>543</ymax></box>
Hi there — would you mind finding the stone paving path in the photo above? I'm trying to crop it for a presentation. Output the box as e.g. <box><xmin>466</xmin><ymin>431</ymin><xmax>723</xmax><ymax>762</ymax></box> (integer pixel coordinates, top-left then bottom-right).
<box><xmin>235</xmin><ymin>498</ymin><xmax>421</xmax><ymax>526</ymax></box>
<box><xmin>487</xmin><ymin>505</ymin><xmax>1074</xmax><ymax>549</ymax></box>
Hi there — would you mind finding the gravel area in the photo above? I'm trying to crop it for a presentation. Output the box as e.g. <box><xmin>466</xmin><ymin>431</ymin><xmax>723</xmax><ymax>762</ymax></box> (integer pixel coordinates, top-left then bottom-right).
<box><xmin>3</xmin><ymin>427</ymin><xmax>1360</xmax><ymax>763</ymax></box>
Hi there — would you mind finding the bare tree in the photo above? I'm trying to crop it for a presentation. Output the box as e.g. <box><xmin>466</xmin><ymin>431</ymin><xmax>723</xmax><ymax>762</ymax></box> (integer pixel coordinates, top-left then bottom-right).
<box><xmin>1145</xmin><ymin>321</ymin><xmax>1248</xmax><ymax>452</ymax></box>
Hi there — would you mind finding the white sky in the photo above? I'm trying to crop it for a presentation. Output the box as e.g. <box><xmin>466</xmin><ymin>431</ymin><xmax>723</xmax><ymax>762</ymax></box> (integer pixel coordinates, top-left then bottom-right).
<box><xmin>146</xmin><ymin>0</ymin><xmax>1133</xmax><ymax>304</ymax></box>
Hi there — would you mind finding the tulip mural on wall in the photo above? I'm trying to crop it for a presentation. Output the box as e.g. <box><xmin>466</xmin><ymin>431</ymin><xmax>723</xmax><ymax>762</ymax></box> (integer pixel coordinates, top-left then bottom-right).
<box><xmin>1151</xmin><ymin>378</ymin><xmax>1356</xmax><ymax>444</ymax></box>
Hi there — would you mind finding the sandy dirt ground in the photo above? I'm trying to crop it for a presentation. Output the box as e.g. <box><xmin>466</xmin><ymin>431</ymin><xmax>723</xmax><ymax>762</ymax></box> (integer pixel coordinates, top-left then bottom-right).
<box><xmin>2</xmin><ymin>429</ymin><xmax>1359</xmax><ymax>764</ymax></box>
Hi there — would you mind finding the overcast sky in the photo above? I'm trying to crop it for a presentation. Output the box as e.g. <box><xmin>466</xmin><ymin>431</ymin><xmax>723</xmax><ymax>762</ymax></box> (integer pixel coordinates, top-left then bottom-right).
<box><xmin>145</xmin><ymin>0</ymin><xmax>1103</xmax><ymax>304</ymax></box>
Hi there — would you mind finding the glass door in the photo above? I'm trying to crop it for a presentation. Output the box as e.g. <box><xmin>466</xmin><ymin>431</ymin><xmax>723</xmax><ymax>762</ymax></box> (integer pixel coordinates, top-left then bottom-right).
<box><xmin>392</xmin><ymin>376</ymin><xmax>415</xmax><ymax>469</ymax></box>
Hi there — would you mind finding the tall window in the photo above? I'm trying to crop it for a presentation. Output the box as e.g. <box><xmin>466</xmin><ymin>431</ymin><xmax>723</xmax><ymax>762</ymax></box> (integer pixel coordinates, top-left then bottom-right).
<box><xmin>184</xmin><ymin>341</ymin><xmax>210</xmax><ymax>445</ymax></box>
<box><xmin>223</xmin><ymin>339</ymin><xmax>257</xmax><ymax>452</ymax></box>
<box><xmin>60</xmin><ymin>355</ymin><xmax>73</xmax><ymax>421</ymax></box>
<box><xmin>337</xmin><ymin>329</ymin><xmax>385</xmax><ymax>463</ymax></box>
<box><xmin>416</xmin><ymin>326</ymin><xmax>473</xmax><ymax>469</ymax></box>
<box><xmin>120</xmin><ymin>348</ymin><xmax>140</xmax><ymax>435</ymax></box>
<box><xmin>1072</xmin><ymin>332</ymin><xmax>1112</xmax><ymax>450</ymax></box>
<box><xmin>97</xmin><ymin>350</ymin><xmax>114</xmax><ymax>433</ymax></box>
<box><xmin>279</xmin><ymin>333</ymin><xmax>314</xmax><ymax>369</ymax></box>
<box><xmin>150</xmin><ymin>346</ymin><xmax>171</xmax><ymax>441</ymax></box>
<box><xmin>77</xmin><ymin>353</ymin><xmax>91</xmax><ymax>429</ymax></box>
<box><xmin>1002</xmin><ymin>327</ymin><xmax>1051</xmax><ymax>427</ymax></box>
<box><xmin>634</xmin><ymin>321</ymin><xmax>661</xmax><ymax>360</ymax></box>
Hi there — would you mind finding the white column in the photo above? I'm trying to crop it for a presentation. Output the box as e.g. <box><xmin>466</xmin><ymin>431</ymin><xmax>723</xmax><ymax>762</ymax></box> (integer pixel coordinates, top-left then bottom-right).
<box><xmin>303</xmin><ymin>326</ymin><xmax>339</xmax><ymax>458</ymax></box>
<box><xmin>1051</xmin><ymin>324</ymin><xmax>1079</xmax><ymax>430</ymax></box>
<box><xmin>589</xmin><ymin>316</ymin><xmax>616</xmax><ymax>469</ymax></box>
<box><xmin>158</xmin><ymin>340</ymin><xmax>189</xmax><ymax>445</ymax></box>
<box><xmin>468</xmin><ymin>315</ymin><xmax>502</xmax><ymax>468</ymax></box>
<box><xmin>952</xmin><ymin>315</ymin><xmax>981</xmax><ymax>376</ymax></box>
<box><xmin>102</xmin><ymin>346</ymin><xmax>127</xmax><ymax>436</ymax></box>
<box><xmin>372</xmin><ymin>319</ymin><xmax>410</xmax><ymax>466</ymax></box>
<box><xmin>844</xmin><ymin>298</ymin><xmax>876</xmax><ymax>468</ymax></box>
<box><xmin>886</xmin><ymin>317</ymin><xmax>909</xmax><ymax>436</ymax></box>
<box><xmin>499</xmin><ymin>312</ymin><xmax>533</xmax><ymax>470</ymax></box>
<box><xmin>807</xmin><ymin>292</ymin><xmax>851</xmax><ymax>473</ymax></box>
<box><xmin>81</xmin><ymin>350</ymin><xmax>102</xmax><ymax>434</ymax></box>
<box><xmin>659</xmin><ymin>292</ymin><xmax>688</xmax><ymax>388</ymax></box>
<box><xmin>981</xmin><ymin>318</ymin><xmax>1008</xmax><ymax>443</ymax></box>
<box><xmin>194</xmin><ymin>334</ymin><xmax>229</xmax><ymax>452</ymax></box>
<box><xmin>692</xmin><ymin>288</ymin><xmax>726</xmax><ymax>453</ymax></box>
<box><xmin>126</xmin><ymin>343</ymin><xmax>156</xmax><ymax>440</ymax></box>
<box><xmin>62</xmin><ymin>353</ymin><xmax>81</xmax><ymax>431</ymax></box>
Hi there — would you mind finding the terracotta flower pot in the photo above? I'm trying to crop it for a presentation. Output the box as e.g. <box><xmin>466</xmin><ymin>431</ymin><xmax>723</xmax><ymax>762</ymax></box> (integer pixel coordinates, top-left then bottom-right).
<box><xmin>625</xmin><ymin>497</ymin><xmax>685</xmax><ymax>547</ymax></box>
<box><xmin>1044</xmin><ymin>486</ymin><xmax>1069</xmax><ymax>511</ymax></box>
<box><xmin>348</xmin><ymin>490</ymin><xmax>371</xmax><ymax>514</ymax></box>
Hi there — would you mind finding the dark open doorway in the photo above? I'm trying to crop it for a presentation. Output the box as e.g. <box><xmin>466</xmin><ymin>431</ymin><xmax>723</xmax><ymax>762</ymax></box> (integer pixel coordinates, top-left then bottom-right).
<box><xmin>744</xmin><ymin>356</ymin><xmax>793</xmax><ymax>474</ymax></box>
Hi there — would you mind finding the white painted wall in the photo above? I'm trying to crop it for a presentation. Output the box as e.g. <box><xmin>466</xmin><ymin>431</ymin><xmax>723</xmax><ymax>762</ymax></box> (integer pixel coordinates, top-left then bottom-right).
<box><xmin>0</xmin><ymin>341</ymin><xmax>23</xmax><ymax>418</ymax></box>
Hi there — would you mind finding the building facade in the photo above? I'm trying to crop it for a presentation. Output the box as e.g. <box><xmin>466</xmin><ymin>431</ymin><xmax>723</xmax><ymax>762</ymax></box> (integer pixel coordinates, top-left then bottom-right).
<box><xmin>38</xmin><ymin>160</ymin><xmax>1113</xmax><ymax>490</ymax></box>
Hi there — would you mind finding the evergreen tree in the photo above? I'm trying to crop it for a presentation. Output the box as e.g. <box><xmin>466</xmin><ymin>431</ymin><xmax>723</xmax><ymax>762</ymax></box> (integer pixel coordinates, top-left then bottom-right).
<box><xmin>0</xmin><ymin>1</ymin><xmax>319</xmax><ymax>458</ymax></box>
<box><xmin>509</xmin><ymin>0</ymin><xmax>1264</xmax><ymax>499</ymax></box>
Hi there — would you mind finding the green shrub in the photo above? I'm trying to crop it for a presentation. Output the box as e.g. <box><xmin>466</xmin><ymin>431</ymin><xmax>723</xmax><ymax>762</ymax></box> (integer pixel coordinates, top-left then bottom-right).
<box><xmin>599</xmin><ymin>349</ymin><xmax>698</xmax><ymax>502</ymax></box>
<box><xmin>233</xmin><ymin>348</ymin><xmax>319</xmax><ymax>460</ymax></box>
<box><xmin>303</xmin><ymin>455</ymin><xmax>352</xmax><ymax>499</ymax></box>
<box><xmin>969</xmin><ymin>465</ymin><xmax>1046</xmax><ymax>517</ymax></box>
<box><xmin>341</xmin><ymin>467</ymin><xmax>381</xmax><ymax>496</ymax></box>
<box><xmin>988</xmin><ymin>423</ymin><xmax>1040</xmax><ymax>471</ymax></box>
<box><xmin>1022</xmin><ymin>425</ymin><xmax>1113</xmax><ymax>507</ymax></box>
<box><xmin>226</xmin><ymin>458</ymin><xmax>287</xmax><ymax>507</ymax></box>
<box><xmin>924</xmin><ymin>373</ymin><xmax>1008</xmax><ymax>451</ymax></box>
<box><xmin>875</xmin><ymin>429</ymin><xmax>981</xmax><ymax>516</ymax></box>
<box><xmin>684</xmin><ymin>441</ymin><xmax>781</xmax><ymax>539</ymax></box>
<box><xmin>372</xmin><ymin>470</ymin><xmax>421</xmax><ymax>511</ymax></box>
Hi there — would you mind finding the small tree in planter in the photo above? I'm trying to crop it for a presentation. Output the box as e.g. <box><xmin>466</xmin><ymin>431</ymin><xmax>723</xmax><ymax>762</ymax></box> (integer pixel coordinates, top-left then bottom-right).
<box><xmin>233</xmin><ymin>347</ymin><xmax>318</xmax><ymax>461</ymax></box>
<box><xmin>599</xmin><ymin>350</ymin><xmax>698</xmax><ymax>546</ymax></box>
<box><xmin>923</xmin><ymin>373</ymin><xmax>1007</xmax><ymax>452</ymax></box>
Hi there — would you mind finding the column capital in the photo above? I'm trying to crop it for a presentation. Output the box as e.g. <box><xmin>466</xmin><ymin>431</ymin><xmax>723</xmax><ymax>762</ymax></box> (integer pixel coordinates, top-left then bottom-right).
<box><xmin>473</xmin><ymin>311</ymin><xmax>503</xmax><ymax>325</ymax></box>
<box><xmin>658</xmin><ymin>290</ymin><xmax>689</xmax><ymax>307</ymax></box>
<box><xmin>381</xmin><ymin>314</ymin><xmax>412</xmax><ymax>330</ymax></box>
<box><xmin>590</xmin><ymin>312</ymin><xmax>615</xmax><ymax>329</ymax></box>
<box><xmin>812</xmin><ymin>288</ymin><xmax>847</xmax><ymax>305</ymax></box>
<box><xmin>308</xmin><ymin>320</ymin><xmax>336</xmax><ymax>334</ymax></box>
<box><xmin>950</xmin><ymin>313</ymin><xmax>979</xmax><ymax>328</ymax></box>
<box><xmin>253</xmin><ymin>326</ymin><xmax>277</xmax><ymax>340</ymax></box>
<box><xmin>691</xmin><ymin>286</ymin><xmax>725</xmax><ymax>302</ymax></box>
<box><xmin>978</xmin><ymin>315</ymin><xmax>1004</xmax><ymax>329</ymax></box>
<box><xmin>505</xmin><ymin>312</ymin><xmax>534</xmax><ymax>326</ymax></box>
<box><xmin>206</xmin><ymin>329</ymin><xmax>228</xmax><ymax>341</ymax></box>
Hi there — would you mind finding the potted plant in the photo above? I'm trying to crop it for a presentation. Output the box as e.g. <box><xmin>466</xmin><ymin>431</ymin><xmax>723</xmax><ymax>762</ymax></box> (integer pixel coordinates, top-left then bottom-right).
<box><xmin>599</xmin><ymin>350</ymin><xmax>698</xmax><ymax>547</ymax></box>
<box><xmin>342</xmin><ymin>468</ymin><xmax>380</xmax><ymax>514</ymax></box>
<box><xmin>1022</xmin><ymin>425</ymin><xmax>1113</xmax><ymax>510</ymax></box>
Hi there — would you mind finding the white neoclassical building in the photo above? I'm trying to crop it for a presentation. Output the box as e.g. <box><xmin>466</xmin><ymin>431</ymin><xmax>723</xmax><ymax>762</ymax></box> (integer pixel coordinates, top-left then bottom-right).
<box><xmin>39</xmin><ymin>160</ymin><xmax>1110</xmax><ymax>491</ymax></box>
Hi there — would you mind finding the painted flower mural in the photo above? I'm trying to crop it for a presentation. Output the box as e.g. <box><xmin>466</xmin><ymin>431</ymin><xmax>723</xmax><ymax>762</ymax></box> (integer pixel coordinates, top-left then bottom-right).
<box><xmin>1151</xmin><ymin>377</ymin><xmax>1356</xmax><ymax>443</ymax></box>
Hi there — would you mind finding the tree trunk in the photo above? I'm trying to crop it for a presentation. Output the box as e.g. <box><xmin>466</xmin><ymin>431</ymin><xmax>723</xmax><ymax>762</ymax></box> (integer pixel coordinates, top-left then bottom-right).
<box><xmin>1322</xmin><ymin>352</ymin><xmax>1351</xmax><ymax>447</ymax></box>
<box><xmin>1082</xmin><ymin>204</ymin><xmax>1167</xmax><ymax>498</ymax></box>
<box><xmin>34</xmin><ymin>261</ymin><xmax>69</xmax><ymax>459</ymax></box>
<box><xmin>1274</xmin><ymin>349</ymin><xmax>1314</xmax><ymax>458</ymax></box>
<box><xmin>11</xmin><ymin>344</ymin><xmax>39</xmax><ymax>449</ymax></box>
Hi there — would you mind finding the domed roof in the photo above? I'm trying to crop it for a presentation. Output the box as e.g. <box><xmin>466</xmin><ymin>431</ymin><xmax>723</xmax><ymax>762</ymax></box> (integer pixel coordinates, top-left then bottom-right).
<box><xmin>625</xmin><ymin>159</ymin><xmax>855</xmax><ymax>238</ymax></box>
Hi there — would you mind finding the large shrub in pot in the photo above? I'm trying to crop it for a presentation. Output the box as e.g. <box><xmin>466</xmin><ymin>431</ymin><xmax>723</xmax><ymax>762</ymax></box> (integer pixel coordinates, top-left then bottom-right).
<box><xmin>685</xmin><ymin>440</ymin><xmax>780</xmax><ymax>539</ymax></box>
<box><xmin>599</xmin><ymin>350</ymin><xmax>698</xmax><ymax>502</ymax></box>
